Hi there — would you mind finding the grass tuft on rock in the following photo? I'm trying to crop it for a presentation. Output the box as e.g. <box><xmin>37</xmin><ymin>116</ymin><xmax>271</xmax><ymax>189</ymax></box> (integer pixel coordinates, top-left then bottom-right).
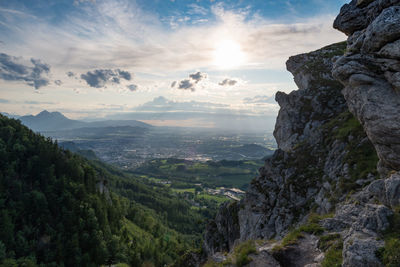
<box><xmin>321</xmin><ymin>241</ymin><xmax>343</xmax><ymax>267</ymax></box>
<box><xmin>233</xmin><ymin>240</ymin><xmax>257</xmax><ymax>267</ymax></box>
<box><xmin>272</xmin><ymin>213</ymin><xmax>329</xmax><ymax>252</ymax></box>
<box><xmin>377</xmin><ymin>206</ymin><xmax>400</xmax><ymax>266</ymax></box>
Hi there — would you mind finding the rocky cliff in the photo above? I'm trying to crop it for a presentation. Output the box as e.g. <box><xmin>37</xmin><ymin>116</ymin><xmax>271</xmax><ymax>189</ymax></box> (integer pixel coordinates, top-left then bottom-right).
<box><xmin>333</xmin><ymin>0</ymin><xmax>400</xmax><ymax>176</ymax></box>
<box><xmin>203</xmin><ymin>1</ymin><xmax>400</xmax><ymax>266</ymax></box>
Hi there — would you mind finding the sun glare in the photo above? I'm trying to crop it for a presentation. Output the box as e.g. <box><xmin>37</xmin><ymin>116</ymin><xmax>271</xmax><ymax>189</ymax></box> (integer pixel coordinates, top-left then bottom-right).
<box><xmin>213</xmin><ymin>39</ymin><xmax>245</xmax><ymax>69</ymax></box>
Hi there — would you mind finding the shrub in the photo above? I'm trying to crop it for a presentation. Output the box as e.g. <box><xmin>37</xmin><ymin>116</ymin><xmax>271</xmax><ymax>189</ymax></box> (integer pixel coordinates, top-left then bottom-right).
<box><xmin>321</xmin><ymin>241</ymin><xmax>343</xmax><ymax>267</ymax></box>
<box><xmin>233</xmin><ymin>240</ymin><xmax>256</xmax><ymax>267</ymax></box>
<box><xmin>381</xmin><ymin>238</ymin><xmax>400</xmax><ymax>266</ymax></box>
<box><xmin>379</xmin><ymin>207</ymin><xmax>400</xmax><ymax>266</ymax></box>
<box><xmin>318</xmin><ymin>234</ymin><xmax>341</xmax><ymax>251</ymax></box>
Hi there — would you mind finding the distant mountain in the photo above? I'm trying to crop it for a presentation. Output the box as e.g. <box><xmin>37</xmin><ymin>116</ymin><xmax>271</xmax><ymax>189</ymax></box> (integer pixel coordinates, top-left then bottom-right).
<box><xmin>18</xmin><ymin>110</ymin><xmax>151</xmax><ymax>132</ymax></box>
<box><xmin>19</xmin><ymin>110</ymin><xmax>85</xmax><ymax>131</ymax></box>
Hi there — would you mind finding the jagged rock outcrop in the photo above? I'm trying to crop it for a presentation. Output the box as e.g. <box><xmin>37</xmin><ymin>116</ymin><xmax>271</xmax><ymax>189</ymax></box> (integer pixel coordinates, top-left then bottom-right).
<box><xmin>333</xmin><ymin>0</ymin><xmax>400</xmax><ymax>176</ymax></box>
<box><xmin>203</xmin><ymin>201</ymin><xmax>240</xmax><ymax>255</ymax></box>
<box><xmin>203</xmin><ymin>1</ymin><xmax>400</xmax><ymax>266</ymax></box>
<box><xmin>328</xmin><ymin>1</ymin><xmax>400</xmax><ymax>265</ymax></box>
<box><xmin>204</xmin><ymin>41</ymin><xmax>380</xmax><ymax>256</ymax></box>
<box><xmin>274</xmin><ymin>43</ymin><xmax>346</xmax><ymax>152</ymax></box>
<box><xmin>236</xmin><ymin>42</ymin><xmax>379</xmax><ymax>243</ymax></box>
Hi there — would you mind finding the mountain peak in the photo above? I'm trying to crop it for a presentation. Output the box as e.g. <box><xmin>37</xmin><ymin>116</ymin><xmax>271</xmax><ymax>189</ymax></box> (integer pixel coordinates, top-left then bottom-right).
<box><xmin>38</xmin><ymin>110</ymin><xmax>50</xmax><ymax>115</ymax></box>
<box><xmin>37</xmin><ymin>110</ymin><xmax>67</xmax><ymax>119</ymax></box>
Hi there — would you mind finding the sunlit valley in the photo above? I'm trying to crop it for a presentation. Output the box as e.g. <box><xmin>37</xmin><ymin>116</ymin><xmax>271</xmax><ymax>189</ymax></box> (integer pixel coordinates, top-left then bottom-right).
<box><xmin>1</xmin><ymin>0</ymin><xmax>400</xmax><ymax>267</ymax></box>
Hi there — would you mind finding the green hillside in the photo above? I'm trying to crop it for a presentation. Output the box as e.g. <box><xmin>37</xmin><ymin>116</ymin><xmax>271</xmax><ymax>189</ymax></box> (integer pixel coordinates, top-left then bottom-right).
<box><xmin>133</xmin><ymin>158</ymin><xmax>262</xmax><ymax>190</ymax></box>
<box><xmin>0</xmin><ymin>115</ymin><xmax>205</xmax><ymax>266</ymax></box>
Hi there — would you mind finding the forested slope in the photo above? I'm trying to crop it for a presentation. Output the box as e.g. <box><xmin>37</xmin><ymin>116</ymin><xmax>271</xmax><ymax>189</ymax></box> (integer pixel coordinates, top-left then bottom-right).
<box><xmin>0</xmin><ymin>114</ymin><xmax>206</xmax><ymax>266</ymax></box>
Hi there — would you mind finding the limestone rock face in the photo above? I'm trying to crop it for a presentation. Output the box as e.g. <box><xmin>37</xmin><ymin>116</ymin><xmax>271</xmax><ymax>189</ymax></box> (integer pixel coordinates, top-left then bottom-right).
<box><xmin>321</xmin><ymin>187</ymin><xmax>394</xmax><ymax>267</ymax></box>
<box><xmin>202</xmin><ymin>1</ymin><xmax>400</xmax><ymax>266</ymax></box>
<box><xmin>368</xmin><ymin>172</ymin><xmax>400</xmax><ymax>208</ymax></box>
<box><xmin>203</xmin><ymin>202</ymin><xmax>240</xmax><ymax>255</ymax></box>
<box><xmin>333</xmin><ymin>0</ymin><xmax>400</xmax><ymax>36</ymax></box>
<box><xmin>333</xmin><ymin>0</ymin><xmax>400</xmax><ymax>176</ymax></box>
<box><xmin>238</xmin><ymin>43</ymin><xmax>367</xmax><ymax>242</ymax></box>
<box><xmin>204</xmin><ymin>42</ymin><xmax>379</xmax><ymax>248</ymax></box>
<box><xmin>274</xmin><ymin>43</ymin><xmax>346</xmax><ymax>152</ymax></box>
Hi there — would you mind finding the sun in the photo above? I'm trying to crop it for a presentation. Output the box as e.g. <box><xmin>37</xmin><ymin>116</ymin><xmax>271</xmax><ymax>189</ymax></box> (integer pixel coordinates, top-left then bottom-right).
<box><xmin>213</xmin><ymin>39</ymin><xmax>245</xmax><ymax>69</ymax></box>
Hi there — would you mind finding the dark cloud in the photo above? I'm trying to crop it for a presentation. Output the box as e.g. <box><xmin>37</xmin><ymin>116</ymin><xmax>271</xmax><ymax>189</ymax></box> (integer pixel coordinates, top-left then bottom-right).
<box><xmin>54</xmin><ymin>80</ymin><xmax>62</xmax><ymax>85</ymax></box>
<box><xmin>243</xmin><ymin>95</ymin><xmax>277</xmax><ymax>104</ymax></box>
<box><xmin>189</xmin><ymin>71</ymin><xmax>207</xmax><ymax>83</ymax></box>
<box><xmin>80</xmin><ymin>68</ymin><xmax>132</xmax><ymax>88</ymax></box>
<box><xmin>81</xmin><ymin>69</ymin><xmax>113</xmax><ymax>88</ymax></box>
<box><xmin>0</xmin><ymin>53</ymin><xmax>51</xmax><ymax>89</ymax></box>
<box><xmin>127</xmin><ymin>84</ymin><xmax>138</xmax><ymax>91</ymax></box>
<box><xmin>178</xmin><ymin>79</ymin><xmax>195</xmax><ymax>91</ymax></box>
<box><xmin>66</xmin><ymin>71</ymin><xmax>75</xmax><ymax>77</ymax></box>
<box><xmin>219</xmin><ymin>78</ymin><xmax>237</xmax><ymax>86</ymax></box>
<box><xmin>171</xmin><ymin>71</ymin><xmax>207</xmax><ymax>91</ymax></box>
<box><xmin>29</xmin><ymin>59</ymin><xmax>50</xmax><ymax>89</ymax></box>
<box><xmin>118</xmin><ymin>69</ymin><xmax>132</xmax><ymax>81</ymax></box>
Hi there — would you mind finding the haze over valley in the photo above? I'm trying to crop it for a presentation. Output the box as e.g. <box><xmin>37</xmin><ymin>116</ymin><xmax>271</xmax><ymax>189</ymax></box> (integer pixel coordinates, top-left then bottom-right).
<box><xmin>2</xmin><ymin>0</ymin><xmax>399</xmax><ymax>267</ymax></box>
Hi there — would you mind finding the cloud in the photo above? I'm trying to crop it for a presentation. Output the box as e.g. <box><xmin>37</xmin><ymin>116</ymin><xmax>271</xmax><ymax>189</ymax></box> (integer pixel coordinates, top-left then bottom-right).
<box><xmin>24</xmin><ymin>100</ymin><xmax>57</xmax><ymax>105</ymax></box>
<box><xmin>0</xmin><ymin>0</ymin><xmax>344</xmax><ymax>118</ymax></box>
<box><xmin>0</xmin><ymin>0</ymin><xmax>345</xmax><ymax>75</ymax></box>
<box><xmin>189</xmin><ymin>71</ymin><xmax>207</xmax><ymax>83</ymax></box>
<box><xmin>80</xmin><ymin>68</ymin><xmax>132</xmax><ymax>88</ymax></box>
<box><xmin>0</xmin><ymin>53</ymin><xmax>51</xmax><ymax>89</ymax></box>
<box><xmin>127</xmin><ymin>96</ymin><xmax>280</xmax><ymax>122</ymax></box>
<box><xmin>177</xmin><ymin>79</ymin><xmax>195</xmax><ymax>91</ymax></box>
<box><xmin>219</xmin><ymin>78</ymin><xmax>237</xmax><ymax>86</ymax></box>
<box><xmin>243</xmin><ymin>95</ymin><xmax>276</xmax><ymax>104</ymax></box>
<box><xmin>66</xmin><ymin>71</ymin><xmax>75</xmax><ymax>77</ymax></box>
<box><xmin>135</xmin><ymin>96</ymin><xmax>229</xmax><ymax>112</ymax></box>
<box><xmin>54</xmin><ymin>80</ymin><xmax>62</xmax><ymax>85</ymax></box>
<box><xmin>127</xmin><ymin>84</ymin><xmax>137</xmax><ymax>91</ymax></box>
<box><xmin>0</xmin><ymin>99</ymin><xmax>57</xmax><ymax>105</ymax></box>
<box><xmin>187</xmin><ymin>4</ymin><xmax>209</xmax><ymax>16</ymax></box>
<box><xmin>118</xmin><ymin>69</ymin><xmax>132</xmax><ymax>80</ymax></box>
<box><xmin>171</xmin><ymin>71</ymin><xmax>208</xmax><ymax>91</ymax></box>
<box><xmin>73</xmin><ymin>0</ymin><xmax>96</xmax><ymax>6</ymax></box>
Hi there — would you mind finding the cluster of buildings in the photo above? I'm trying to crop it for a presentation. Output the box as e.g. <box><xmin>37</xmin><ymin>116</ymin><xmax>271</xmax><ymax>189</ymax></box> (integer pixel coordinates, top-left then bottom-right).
<box><xmin>206</xmin><ymin>187</ymin><xmax>246</xmax><ymax>201</ymax></box>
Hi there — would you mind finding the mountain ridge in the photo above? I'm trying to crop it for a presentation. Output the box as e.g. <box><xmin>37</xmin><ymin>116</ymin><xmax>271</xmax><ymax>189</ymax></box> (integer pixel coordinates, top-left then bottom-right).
<box><xmin>16</xmin><ymin>110</ymin><xmax>152</xmax><ymax>132</ymax></box>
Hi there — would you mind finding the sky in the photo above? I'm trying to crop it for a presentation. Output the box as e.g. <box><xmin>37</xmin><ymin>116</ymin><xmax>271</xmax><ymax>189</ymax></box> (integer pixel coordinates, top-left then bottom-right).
<box><xmin>0</xmin><ymin>0</ymin><xmax>347</xmax><ymax>126</ymax></box>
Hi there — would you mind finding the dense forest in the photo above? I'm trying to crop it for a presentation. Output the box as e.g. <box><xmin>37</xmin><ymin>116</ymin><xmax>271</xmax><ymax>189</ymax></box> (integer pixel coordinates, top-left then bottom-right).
<box><xmin>0</xmin><ymin>114</ymin><xmax>212</xmax><ymax>266</ymax></box>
